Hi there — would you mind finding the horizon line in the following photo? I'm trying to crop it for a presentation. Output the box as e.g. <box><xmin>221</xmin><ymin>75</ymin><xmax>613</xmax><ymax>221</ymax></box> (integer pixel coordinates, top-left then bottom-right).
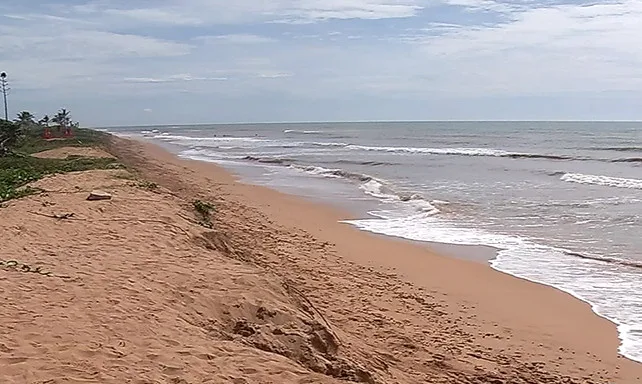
<box><xmin>93</xmin><ymin>119</ymin><xmax>642</xmax><ymax>129</ymax></box>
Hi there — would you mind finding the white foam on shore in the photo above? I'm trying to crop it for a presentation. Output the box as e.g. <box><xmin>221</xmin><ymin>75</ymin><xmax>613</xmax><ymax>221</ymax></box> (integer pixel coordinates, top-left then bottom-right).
<box><xmin>561</xmin><ymin>173</ymin><xmax>642</xmax><ymax>189</ymax></box>
<box><xmin>289</xmin><ymin>165</ymin><xmax>440</xmax><ymax>216</ymax></box>
<box><xmin>284</xmin><ymin>129</ymin><xmax>323</xmax><ymax>134</ymax></box>
<box><xmin>177</xmin><ymin>152</ymin><xmax>247</xmax><ymax>167</ymax></box>
<box><xmin>343</xmin><ymin>214</ymin><xmax>642</xmax><ymax>363</ymax></box>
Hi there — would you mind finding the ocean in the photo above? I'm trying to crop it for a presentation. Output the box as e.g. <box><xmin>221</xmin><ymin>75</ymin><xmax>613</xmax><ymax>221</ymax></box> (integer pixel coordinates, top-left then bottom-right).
<box><xmin>106</xmin><ymin>121</ymin><xmax>642</xmax><ymax>362</ymax></box>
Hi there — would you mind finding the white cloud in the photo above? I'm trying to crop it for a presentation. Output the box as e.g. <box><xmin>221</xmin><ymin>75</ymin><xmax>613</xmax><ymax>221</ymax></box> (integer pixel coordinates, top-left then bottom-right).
<box><xmin>274</xmin><ymin>0</ymin><xmax>424</xmax><ymax>23</ymax></box>
<box><xmin>66</xmin><ymin>0</ymin><xmax>424</xmax><ymax>26</ymax></box>
<box><xmin>124</xmin><ymin>77</ymin><xmax>167</xmax><ymax>84</ymax></box>
<box><xmin>406</xmin><ymin>0</ymin><xmax>642</xmax><ymax>95</ymax></box>
<box><xmin>441</xmin><ymin>0</ymin><xmax>518</xmax><ymax>14</ymax></box>
<box><xmin>0</xmin><ymin>27</ymin><xmax>190</xmax><ymax>60</ymax></box>
<box><xmin>4</xmin><ymin>14</ymin><xmax>31</xmax><ymax>21</ymax></box>
<box><xmin>195</xmin><ymin>34</ymin><xmax>277</xmax><ymax>44</ymax></box>
<box><xmin>4</xmin><ymin>0</ymin><xmax>642</xmax><ymax>123</ymax></box>
<box><xmin>143</xmin><ymin>108</ymin><xmax>153</xmax><ymax>112</ymax></box>
<box><xmin>104</xmin><ymin>8</ymin><xmax>204</xmax><ymax>25</ymax></box>
<box><xmin>123</xmin><ymin>74</ymin><xmax>228</xmax><ymax>83</ymax></box>
<box><xmin>257</xmin><ymin>72</ymin><xmax>294</xmax><ymax>79</ymax></box>
<box><xmin>68</xmin><ymin>31</ymin><xmax>191</xmax><ymax>59</ymax></box>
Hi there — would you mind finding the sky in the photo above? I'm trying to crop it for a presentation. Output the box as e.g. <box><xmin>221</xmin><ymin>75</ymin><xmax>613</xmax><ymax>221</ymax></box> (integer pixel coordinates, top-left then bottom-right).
<box><xmin>1</xmin><ymin>0</ymin><xmax>642</xmax><ymax>126</ymax></box>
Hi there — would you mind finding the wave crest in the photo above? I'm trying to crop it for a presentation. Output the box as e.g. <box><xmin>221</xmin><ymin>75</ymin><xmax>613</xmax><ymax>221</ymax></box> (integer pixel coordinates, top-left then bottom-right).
<box><xmin>284</xmin><ymin>129</ymin><xmax>323</xmax><ymax>134</ymax></box>
<box><xmin>590</xmin><ymin>146</ymin><xmax>642</xmax><ymax>153</ymax></box>
<box><xmin>346</xmin><ymin>145</ymin><xmax>578</xmax><ymax>161</ymax></box>
<box><xmin>561</xmin><ymin>173</ymin><xmax>642</xmax><ymax>189</ymax></box>
<box><xmin>243</xmin><ymin>156</ymin><xmax>296</xmax><ymax>165</ymax></box>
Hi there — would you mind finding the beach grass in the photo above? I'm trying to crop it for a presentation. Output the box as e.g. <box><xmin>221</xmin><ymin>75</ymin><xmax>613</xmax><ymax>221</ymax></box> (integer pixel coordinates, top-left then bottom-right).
<box><xmin>0</xmin><ymin>155</ymin><xmax>121</xmax><ymax>202</ymax></box>
<box><xmin>0</xmin><ymin>128</ymin><xmax>119</xmax><ymax>203</ymax></box>
<box><xmin>135</xmin><ymin>180</ymin><xmax>159</xmax><ymax>191</ymax></box>
<box><xmin>192</xmin><ymin>199</ymin><xmax>215</xmax><ymax>228</ymax></box>
<box><xmin>16</xmin><ymin>127</ymin><xmax>109</xmax><ymax>155</ymax></box>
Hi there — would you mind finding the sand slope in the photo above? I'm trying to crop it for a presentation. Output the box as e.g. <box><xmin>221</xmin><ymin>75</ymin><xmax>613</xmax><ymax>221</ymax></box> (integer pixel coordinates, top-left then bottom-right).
<box><xmin>1</xmin><ymin>169</ymin><xmax>366</xmax><ymax>383</ymax></box>
<box><xmin>0</xmin><ymin>138</ymin><xmax>640</xmax><ymax>383</ymax></box>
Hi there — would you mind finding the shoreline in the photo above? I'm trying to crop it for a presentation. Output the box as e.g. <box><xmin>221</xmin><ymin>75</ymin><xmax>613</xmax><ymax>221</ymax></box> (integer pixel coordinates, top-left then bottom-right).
<box><xmin>2</xmin><ymin>136</ymin><xmax>640</xmax><ymax>383</ymax></box>
<box><xmin>154</xmin><ymin>136</ymin><xmax>501</xmax><ymax>264</ymax></box>
<box><xmin>115</xmin><ymin>138</ymin><xmax>642</xmax><ymax>378</ymax></box>
<box><xmin>160</xmin><ymin>134</ymin><xmax>639</xmax><ymax>359</ymax></box>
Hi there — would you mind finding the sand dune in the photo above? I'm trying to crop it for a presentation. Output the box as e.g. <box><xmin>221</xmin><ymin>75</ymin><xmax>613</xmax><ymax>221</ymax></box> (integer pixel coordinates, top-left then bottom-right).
<box><xmin>0</xmin><ymin>138</ymin><xmax>640</xmax><ymax>383</ymax></box>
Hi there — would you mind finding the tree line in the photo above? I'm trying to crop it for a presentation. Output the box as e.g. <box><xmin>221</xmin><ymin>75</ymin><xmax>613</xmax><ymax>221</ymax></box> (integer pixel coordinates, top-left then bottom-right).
<box><xmin>1</xmin><ymin>108</ymin><xmax>79</xmax><ymax>155</ymax></box>
<box><xmin>14</xmin><ymin>109</ymin><xmax>78</xmax><ymax>130</ymax></box>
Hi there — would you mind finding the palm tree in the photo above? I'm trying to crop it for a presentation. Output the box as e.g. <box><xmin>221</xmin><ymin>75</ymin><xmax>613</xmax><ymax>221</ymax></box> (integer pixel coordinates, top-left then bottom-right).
<box><xmin>38</xmin><ymin>115</ymin><xmax>50</xmax><ymax>127</ymax></box>
<box><xmin>15</xmin><ymin>111</ymin><xmax>35</xmax><ymax>127</ymax></box>
<box><xmin>52</xmin><ymin>108</ymin><xmax>71</xmax><ymax>132</ymax></box>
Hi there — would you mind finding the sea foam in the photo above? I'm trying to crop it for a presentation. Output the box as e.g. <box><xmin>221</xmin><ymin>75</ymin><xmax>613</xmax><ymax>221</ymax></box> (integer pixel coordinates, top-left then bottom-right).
<box><xmin>561</xmin><ymin>173</ymin><xmax>642</xmax><ymax>190</ymax></box>
<box><xmin>343</xmin><ymin>214</ymin><xmax>642</xmax><ymax>362</ymax></box>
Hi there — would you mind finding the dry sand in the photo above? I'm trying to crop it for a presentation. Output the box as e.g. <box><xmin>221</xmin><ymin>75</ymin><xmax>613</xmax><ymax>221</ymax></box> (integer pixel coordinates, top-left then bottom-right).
<box><xmin>30</xmin><ymin>146</ymin><xmax>115</xmax><ymax>159</ymax></box>
<box><xmin>0</xmin><ymin>139</ymin><xmax>640</xmax><ymax>383</ymax></box>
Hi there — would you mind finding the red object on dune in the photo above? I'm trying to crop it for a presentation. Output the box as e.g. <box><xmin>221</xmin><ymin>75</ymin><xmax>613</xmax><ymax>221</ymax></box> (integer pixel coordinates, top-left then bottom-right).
<box><xmin>43</xmin><ymin>127</ymin><xmax>52</xmax><ymax>139</ymax></box>
<box><xmin>63</xmin><ymin>127</ymin><xmax>74</xmax><ymax>138</ymax></box>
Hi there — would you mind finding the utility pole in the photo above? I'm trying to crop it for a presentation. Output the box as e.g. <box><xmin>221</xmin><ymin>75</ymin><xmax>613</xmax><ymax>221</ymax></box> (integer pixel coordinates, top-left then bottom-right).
<box><xmin>0</xmin><ymin>72</ymin><xmax>8</xmax><ymax>121</ymax></box>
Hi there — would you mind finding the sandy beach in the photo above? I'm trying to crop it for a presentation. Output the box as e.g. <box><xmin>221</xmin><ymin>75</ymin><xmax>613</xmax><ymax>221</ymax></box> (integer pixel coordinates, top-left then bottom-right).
<box><xmin>1</xmin><ymin>136</ymin><xmax>640</xmax><ymax>383</ymax></box>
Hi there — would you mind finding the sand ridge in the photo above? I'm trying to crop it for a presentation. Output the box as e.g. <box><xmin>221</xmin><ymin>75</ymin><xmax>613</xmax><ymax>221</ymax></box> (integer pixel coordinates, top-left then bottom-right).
<box><xmin>0</xmin><ymin>169</ymin><xmax>353</xmax><ymax>383</ymax></box>
<box><xmin>0</xmin><ymin>137</ymin><xmax>640</xmax><ymax>383</ymax></box>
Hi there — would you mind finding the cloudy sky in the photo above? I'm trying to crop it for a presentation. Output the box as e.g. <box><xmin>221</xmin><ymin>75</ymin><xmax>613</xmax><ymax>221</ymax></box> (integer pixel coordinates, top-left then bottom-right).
<box><xmin>1</xmin><ymin>0</ymin><xmax>642</xmax><ymax>126</ymax></box>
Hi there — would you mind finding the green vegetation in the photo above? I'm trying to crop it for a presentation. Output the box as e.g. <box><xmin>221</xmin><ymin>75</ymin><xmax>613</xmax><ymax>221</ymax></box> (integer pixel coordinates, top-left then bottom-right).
<box><xmin>0</xmin><ymin>120</ymin><xmax>23</xmax><ymax>155</ymax></box>
<box><xmin>0</xmin><ymin>108</ymin><xmax>117</xmax><ymax>203</ymax></box>
<box><xmin>17</xmin><ymin>127</ymin><xmax>109</xmax><ymax>155</ymax></box>
<box><xmin>193</xmin><ymin>200</ymin><xmax>215</xmax><ymax>228</ymax></box>
<box><xmin>113</xmin><ymin>172</ymin><xmax>135</xmax><ymax>180</ymax></box>
<box><xmin>51</xmin><ymin>108</ymin><xmax>71</xmax><ymax>128</ymax></box>
<box><xmin>113</xmin><ymin>172</ymin><xmax>159</xmax><ymax>191</ymax></box>
<box><xmin>135</xmin><ymin>180</ymin><xmax>159</xmax><ymax>191</ymax></box>
<box><xmin>1</xmin><ymin>108</ymin><xmax>108</xmax><ymax>156</ymax></box>
<box><xmin>15</xmin><ymin>111</ymin><xmax>35</xmax><ymax>126</ymax></box>
<box><xmin>0</xmin><ymin>155</ymin><xmax>121</xmax><ymax>202</ymax></box>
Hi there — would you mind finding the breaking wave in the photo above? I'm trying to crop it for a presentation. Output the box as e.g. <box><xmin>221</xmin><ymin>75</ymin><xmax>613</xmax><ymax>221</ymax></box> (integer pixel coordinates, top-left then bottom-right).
<box><xmin>284</xmin><ymin>129</ymin><xmax>323</xmax><ymax>134</ymax></box>
<box><xmin>563</xmin><ymin>251</ymin><xmax>642</xmax><ymax>270</ymax></box>
<box><xmin>241</xmin><ymin>155</ymin><xmax>397</xmax><ymax>168</ymax></box>
<box><xmin>560</xmin><ymin>173</ymin><xmax>642</xmax><ymax>190</ymax></box>
<box><xmin>345</xmin><ymin>145</ymin><xmax>580</xmax><ymax>160</ymax></box>
<box><xmin>291</xmin><ymin>165</ymin><xmax>439</xmax><ymax>215</ymax></box>
<box><xmin>611</xmin><ymin>158</ymin><xmax>642</xmax><ymax>163</ymax></box>
<box><xmin>309</xmin><ymin>142</ymin><xmax>350</xmax><ymax>148</ymax></box>
<box><xmin>144</xmin><ymin>134</ymin><xmax>641</xmax><ymax>164</ymax></box>
<box><xmin>153</xmin><ymin>134</ymin><xmax>269</xmax><ymax>142</ymax></box>
<box><xmin>590</xmin><ymin>146</ymin><xmax>642</xmax><ymax>153</ymax></box>
<box><xmin>292</xmin><ymin>165</ymin><xmax>374</xmax><ymax>183</ymax></box>
<box><xmin>335</xmin><ymin>159</ymin><xmax>399</xmax><ymax>166</ymax></box>
<box><xmin>242</xmin><ymin>156</ymin><xmax>294</xmax><ymax>165</ymax></box>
